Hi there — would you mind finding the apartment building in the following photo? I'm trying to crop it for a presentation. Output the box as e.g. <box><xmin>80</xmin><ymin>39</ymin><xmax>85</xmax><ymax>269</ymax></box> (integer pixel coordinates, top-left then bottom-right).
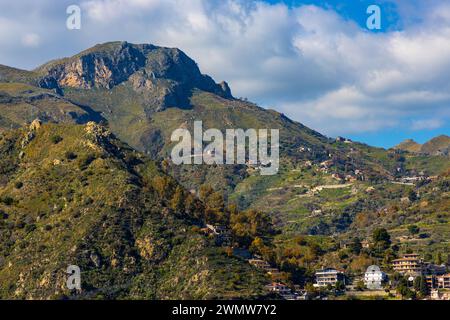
<box><xmin>392</xmin><ymin>254</ymin><xmax>423</xmax><ymax>276</ymax></box>
<box><xmin>314</xmin><ymin>268</ymin><xmax>345</xmax><ymax>287</ymax></box>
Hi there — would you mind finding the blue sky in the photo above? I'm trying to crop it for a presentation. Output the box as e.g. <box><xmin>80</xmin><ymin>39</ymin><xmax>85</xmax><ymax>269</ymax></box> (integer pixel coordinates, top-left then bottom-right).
<box><xmin>0</xmin><ymin>0</ymin><xmax>449</xmax><ymax>148</ymax></box>
<box><xmin>261</xmin><ymin>0</ymin><xmax>450</xmax><ymax>147</ymax></box>
<box><xmin>266</xmin><ymin>0</ymin><xmax>399</xmax><ymax>30</ymax></box>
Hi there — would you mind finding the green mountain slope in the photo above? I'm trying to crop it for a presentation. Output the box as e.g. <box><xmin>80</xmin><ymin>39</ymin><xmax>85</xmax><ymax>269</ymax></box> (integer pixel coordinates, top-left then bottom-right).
<box><xmin>0</xmin><ymin>42</ymin><xmax>448</xmax><ymax>284</ymax></box>
<box><xmin>0</xmin><ymin>81</ymin><xmax>103</xmax><ymax>132</ymax></box>
<box><xmin>0</xmin><ymin>121</ymin><xmax>266</xmax><ymax>299</ymax></box>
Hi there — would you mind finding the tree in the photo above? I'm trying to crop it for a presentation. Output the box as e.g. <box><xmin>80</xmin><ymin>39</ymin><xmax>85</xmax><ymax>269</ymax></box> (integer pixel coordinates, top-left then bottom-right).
<box><xmin>198</xmin><ymin>185</ymin><xmax>228</xmax><ymax>224</ymax></box>
<box><xmin>355</xmin><ymin>280</ymin><xmax>366</xmax><ymax>291</ymax></box>
<box><xmin>198</xmin><ymin>185</ymin><xmax>214</xmax><ymax>202</ymax></box>
<box><xmin>170</xmin><ymin>186</ymin><xmax>185</xmax><ymax>214</ymax></box>
<box><xmin>372</xmin><ymin>228</ymin><xmax>391</xmax><ymax>249</ymax></box>
<box><xmin>230</xmin><ymin>209</ymin><xmax>273</xmax><ymax>246</ymax></box>
<box><xmin>382</xmin><ymin>249</ymin><xmax>396</xmax><ymax>266</ymax></box>
<box><xmin>152</xmin><ymin>176</ymin><xmax>174</xmax><ymax>199</ymax></box>
<box><xmin>408</xmin><ymin>190</ymin><xmax>418</xmax><ymax>202</ymax></box>
<box><xmin>413</xmin><ymin>276</ymin><xmax>429</xmax><ymax>298</ymax></box>
<box><xmin>435</xmin><ymin>252</ymin><xmax>443</xmax><ymax>265</ymax></box>
<box><xmin>408</xmin><ymin>225</ymin><xmax>420</xmax><ymax>235</ymax></box>
<box><xmin>50</xmin><ymin>135</ymin><xmax>63</xmax><ymax>144</ymax></box>
<box><xmin>249</xmin><ymin>237</ymin><xmax>265</xmax><ymax>255</ymax></box>
<box><xmin>305</xmin><ymin>283</ymin><xmax>317</xmax><ymax>297</ymax></box>
<box><xmin>335</xmin><ymin>280</ymin><xmax>346</xmax><ymax>291</ymax></box>
<box><xmin>397</xmin><ymin>277</ymin><xmax>416</xmax><ymax>300</ymax></box>
<box><xmin>349</xmin><ymin>238</ymin><xmax>362</xmax><ymax>254</ymax></box>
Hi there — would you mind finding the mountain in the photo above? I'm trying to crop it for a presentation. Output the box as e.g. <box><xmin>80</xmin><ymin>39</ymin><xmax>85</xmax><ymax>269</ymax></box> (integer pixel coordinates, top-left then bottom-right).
<box><xmin>421</xmin><ymin>135</ymin><xmax>450</xmax><ymax>156</ymax></box>
<box><xmin>0</xmin><ymin>120</ymin><xmax>266</xmax><ymax>299</ymax></box>
<box><xmin>0</xmin><ymin>42</ymin><xmax>449</xmax><ymax>298</ymax></box>
<box><xmin>1</xmin><ymin>42</ymin><xmax>334</xmax><ymax>193</ymax></box>
<box><xmin>394</xmin><ymin>135</ymin><xmax>450</xmax><ymax>156</ymax></box>
<box><xmin>394</xmin><ymin>139</ymin><xmax>422</xmax><ymax>153</ymax></box>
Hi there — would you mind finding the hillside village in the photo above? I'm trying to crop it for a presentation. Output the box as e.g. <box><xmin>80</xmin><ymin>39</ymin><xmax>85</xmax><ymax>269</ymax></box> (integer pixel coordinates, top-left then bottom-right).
<box><xmin>201</xmin><ymin>218</ymin><xmax>449</xmax><ymax>300</ymax></box>
<box><xmin>250</xmin><ymin>251</ymin><xmax>449</xmax><ymax>300</ymax></box>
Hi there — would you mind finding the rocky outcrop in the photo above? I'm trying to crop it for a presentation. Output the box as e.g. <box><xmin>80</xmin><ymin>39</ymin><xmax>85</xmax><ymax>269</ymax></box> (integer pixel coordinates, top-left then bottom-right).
<box><xmin>20</xmin><ymin>119</ymin><xmax>42</xmax><ymax>149</ymax></box>
<box><xmin>36</xmin><ymin>42</ymin><xmax>233</xmax><ymax>111</ymax></box>
<box><xmin>38</xmin><ymin>42</ymin><xmax>147</xmax><ymax>90</ymax></box>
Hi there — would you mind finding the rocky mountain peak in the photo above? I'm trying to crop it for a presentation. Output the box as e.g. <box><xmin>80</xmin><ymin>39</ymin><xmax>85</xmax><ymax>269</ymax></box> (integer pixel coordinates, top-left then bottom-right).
<box><xmin>35</xmin><ymin>42</ymin><xmax>232</xmax><ymax>110</ymax></box>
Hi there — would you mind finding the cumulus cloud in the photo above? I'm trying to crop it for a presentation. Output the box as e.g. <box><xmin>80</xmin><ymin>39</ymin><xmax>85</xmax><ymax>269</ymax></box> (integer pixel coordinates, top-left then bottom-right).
<box><xmin>0</xmin><ymin>0</ymin><xmax>449</xmax><ymax>137</ymax></box>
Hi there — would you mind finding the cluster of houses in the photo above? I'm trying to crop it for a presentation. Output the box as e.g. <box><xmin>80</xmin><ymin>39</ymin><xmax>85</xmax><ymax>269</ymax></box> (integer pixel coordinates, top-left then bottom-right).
<box><xmin>248</xmin><ymin>258</ymin><xmax>308</xmax><ymax>300</ymax></box>
<box><xmin>392</xmin><ymin>172</ymin><xmax>438</xmax><ymax>185</ymax></box>
<box><xmin>316</xmin><ymin>159</ymin><xmax>365</xmax><ymax>182</ymax></box>
<box><xmin>247</xmin><ymin>252</ymin><xmax>449</xmax><ymax>300</ymax></box>
<box><xmin>313</xmin><ymin>253</ymin><xmax>449</xmax><ymax>299</ymax></box>
<box><xmin>312</xmin><ymin>266</ymin><xmax>387</xmax><ymax>291</ymax></box>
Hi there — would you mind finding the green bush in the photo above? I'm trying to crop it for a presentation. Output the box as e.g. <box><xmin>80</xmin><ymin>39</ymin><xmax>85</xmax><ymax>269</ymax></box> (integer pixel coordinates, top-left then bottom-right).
<box><xmin>65</xmin><ymin>151</ymin><xmax>77</xmax><ymax>160</ymax></box>
<box><xmin>0</xmin><ymin>210</ymin><xmax>8</xmax><ymax>219</ymax></box>
<box><xmin>0</xmin><ymin>196</ymin><xmax>14</xmax><ymax>206</ymax></box>
<box><xmin>78</xmin><ymin>153</ymin><xmax>96</xmax><ymax>170</ymax></box>
<box><xmin>50</xmin><ymin>135</ymin><xmax>63</xmax><ymax>144</ymax></box>
<box><xmin>25</xmin><ymin>224</ymin><xmax>36</xmax><ymax>233</ymax></box>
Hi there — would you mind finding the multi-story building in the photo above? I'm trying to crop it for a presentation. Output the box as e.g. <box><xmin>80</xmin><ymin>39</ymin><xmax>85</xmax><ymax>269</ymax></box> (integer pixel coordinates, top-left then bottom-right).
<box><xmin>437</xmin><ymin>274</ymin><xmax>450</xmax><ymax>288</ymax></box>
<box><xmin>427</xmin><ymin>274</ymin><xmax>450</xmax><ymax>289</ymax></box>
<box><xmin>364</xmin><ymin>265</ymin><xmax>387</xmax><ymax>290</ymax></box>
<box><xmin>314</xmin><ymin>268</ymin><xmax>345</xmax><ymax>288</ymax></box>
<box><xmin>392</xmin><ymin>254</ymin><xmax>423</xmax><ymax>276</ymax></box>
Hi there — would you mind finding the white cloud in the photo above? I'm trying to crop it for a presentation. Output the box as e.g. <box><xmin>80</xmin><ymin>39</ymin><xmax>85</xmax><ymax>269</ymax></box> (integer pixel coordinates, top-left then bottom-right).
<box><xmin>411</xmin><ymin>119</ymin><xmax>444</xmax><ymax>131</ymax></box>
<box><xmin>0</xmin><ymin>0</ymin><xmax>449</xmax><ymax>137</ymax></box>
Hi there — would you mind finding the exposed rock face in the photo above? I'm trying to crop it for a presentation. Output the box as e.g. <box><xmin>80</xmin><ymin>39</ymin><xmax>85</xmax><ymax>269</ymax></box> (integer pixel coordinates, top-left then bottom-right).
<box><xmin>38</xmin><ymin>42</ymin><xmax>147</xmax><ymax>90</ymax></box>
<box><xmin>29</xmin><ymin>119</ymin><xmax>42</xmax><ymax>131</ymax></box>
<box><xmin>20</xmin><ymin>119</ymin><xmax>42</xmax><ymax>149</ymax></box>
<box><xmin>36</xmin><ymin>42</ymin><xmax>233</xmax><ymax>111</ymax></box>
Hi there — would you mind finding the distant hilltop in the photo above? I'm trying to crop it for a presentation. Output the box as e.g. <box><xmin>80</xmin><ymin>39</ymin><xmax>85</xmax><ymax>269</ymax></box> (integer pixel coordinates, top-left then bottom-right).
<box><xmin>393</xmin><ymin>135</ymin><xmax>450</xmax><ymax>156</ymax></box>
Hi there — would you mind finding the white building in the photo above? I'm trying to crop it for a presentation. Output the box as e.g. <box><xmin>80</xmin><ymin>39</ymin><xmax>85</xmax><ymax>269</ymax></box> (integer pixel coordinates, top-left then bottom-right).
<box><xmin>364</xmin><ymin>265</ymin><xmax>387</xmax><ymax>290</ymax></box>
<box><xmin>265</xmin><ymin>282</ymin><xmax>292</xmax><ymax>295</ymax></box>
<box><xmin>314</xmin><ymin>268</ymin><xmax>345</xmax><ymax>287</ymax></box>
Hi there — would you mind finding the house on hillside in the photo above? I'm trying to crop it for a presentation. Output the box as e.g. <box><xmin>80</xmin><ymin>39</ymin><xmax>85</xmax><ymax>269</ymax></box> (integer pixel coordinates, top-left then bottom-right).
<box><xmin>426</xmin><ymin>274</ymin><xmax>450</xmax><ymax>290</ymax></box>
<box><xmin>364</xmin><ymin>265</ymin><xmax>387</xmax><ymax>290</ymax></box>
<box><xmin>392</xmin><ymin>253</ymin><xmax>424</xmax><ymax>277</ymax></box>
<box><xmin>248</xmin><ymin>258</ymin><xmax>271</xmax><ymax>271</ymax></box>
<box><xmin>265</xmin><ymin>282</ymin><xmax>292</xmax><ymax>295</ymax></box>
<box><xmin>314</xmin><ymin>268</ymin><xmax>345</xmax><ymax>288</ymax></box>
<box><xmin>361</xmin><ymin>240</ymin><xmax>371</xmax><ymax>249</ymax></box>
